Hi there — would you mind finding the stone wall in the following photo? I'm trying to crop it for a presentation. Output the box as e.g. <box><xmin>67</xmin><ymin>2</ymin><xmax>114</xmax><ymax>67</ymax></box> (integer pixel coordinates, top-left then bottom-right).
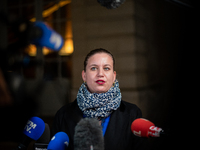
<box><xmin>70</xmin><ymin>0</ymin><xmax>191</xmax><ymax>123</ymax></box>
<box><xmin>71</xmin><ymin>0</ymin><xmax>152</xmax><ymax>117</ymax></box>
<box><xmin>72</xmin><ymin>0</ymin><xmax>138</xmax><ymax>101</ymax></box>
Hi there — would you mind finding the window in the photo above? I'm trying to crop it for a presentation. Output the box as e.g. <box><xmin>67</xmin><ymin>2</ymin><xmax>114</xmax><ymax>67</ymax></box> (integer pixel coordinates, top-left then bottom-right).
<box><xmin>7</xmin><ymin>0</ymin><xmax>73</xmax><ymax>79</ymax></box>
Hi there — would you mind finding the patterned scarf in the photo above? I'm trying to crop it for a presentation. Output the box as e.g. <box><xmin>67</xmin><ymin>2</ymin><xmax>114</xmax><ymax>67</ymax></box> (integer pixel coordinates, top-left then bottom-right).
<box><xmin>77</xmin><ymin>80</ymin><xmax>121</xmax><ymax>118</ymax></box>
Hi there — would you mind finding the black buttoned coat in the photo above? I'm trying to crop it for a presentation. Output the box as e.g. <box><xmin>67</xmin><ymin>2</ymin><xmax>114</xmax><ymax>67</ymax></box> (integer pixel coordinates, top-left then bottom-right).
<box><xmin>51</xmin><ymin>99</ymin><xmax>148</xmax><ymax>150</ymax></box>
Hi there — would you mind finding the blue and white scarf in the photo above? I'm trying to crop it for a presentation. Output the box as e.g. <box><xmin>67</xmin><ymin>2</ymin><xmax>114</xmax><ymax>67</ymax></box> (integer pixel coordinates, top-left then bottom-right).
<box><xmin>77</xmin><ymin>80</ymin><xmax>121</xmax><ymax>118</ymax></box>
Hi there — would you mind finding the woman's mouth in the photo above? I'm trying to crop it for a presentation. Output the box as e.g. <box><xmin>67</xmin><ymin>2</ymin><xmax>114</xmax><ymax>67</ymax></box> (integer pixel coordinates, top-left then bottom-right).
<box><xmin>96</xmin><ymin>80</ymin><xmax>105</xmax><ymax>85</ymax></box>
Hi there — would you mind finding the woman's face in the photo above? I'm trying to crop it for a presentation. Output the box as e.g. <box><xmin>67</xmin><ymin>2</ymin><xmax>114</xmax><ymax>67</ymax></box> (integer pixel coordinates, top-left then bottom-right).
<box><xmin>82</xmin><ymin>53</ymin><xmax>116</xmax><ymax>93</ymax></box>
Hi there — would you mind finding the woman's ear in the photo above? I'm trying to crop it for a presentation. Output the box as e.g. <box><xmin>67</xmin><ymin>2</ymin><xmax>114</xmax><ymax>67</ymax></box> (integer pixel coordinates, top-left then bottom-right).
<box><xmin>113</xmin><ymin>71</ymin><xmax>116</xmax><ymax>82</ymax></box>
<box><xmin>82</xmin><ymin>70</ymin><xmax>86</xmax><ymax>82</ymax></box>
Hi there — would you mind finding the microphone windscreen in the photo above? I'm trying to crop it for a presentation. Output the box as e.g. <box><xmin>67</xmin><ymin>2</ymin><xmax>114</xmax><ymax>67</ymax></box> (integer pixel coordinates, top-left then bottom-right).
<box><xmin>74</xmin><ymin>118</ymin><xmax>104</xmax><ymax>150</ymax></box>
<box><xmin>47</xmin><ymin>132</ymin><xmax>69</xmax><ymax>150</ymax></box>
<box><xmin>23</xmin><ymin>116</ymin><xmax>45</xmax><ymax>140</ymax></box>
<box><xmin>36</xmin><ymin>123</ymin><xmax>50</xmax><ymax>144</ymax></box>
<box><xmin>131</xmin><ymin>118</ymin><xmax>155</xmax><ymax>137</ymax></box>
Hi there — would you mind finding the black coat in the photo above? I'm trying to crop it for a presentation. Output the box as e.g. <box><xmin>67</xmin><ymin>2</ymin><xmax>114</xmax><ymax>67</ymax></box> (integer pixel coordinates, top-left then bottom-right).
<box><xmin>51</xmin><ymin>99</ymin><xmax>148</xmax><ymax>150</ymax></box>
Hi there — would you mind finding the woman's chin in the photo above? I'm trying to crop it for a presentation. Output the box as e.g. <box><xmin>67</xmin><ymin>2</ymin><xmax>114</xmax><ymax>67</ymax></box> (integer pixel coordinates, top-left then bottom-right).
<box><xmin>93</xmin><ymin>88</ymin><xmax>109</xmax><ymax>94</ymax></box>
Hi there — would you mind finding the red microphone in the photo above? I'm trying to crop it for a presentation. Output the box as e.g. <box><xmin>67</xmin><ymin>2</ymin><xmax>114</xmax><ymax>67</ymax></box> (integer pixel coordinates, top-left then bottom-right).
<box><xmin>131</xmin><ymin>118</ymin><xmax>164</xmax><ymax>138</ymax></box>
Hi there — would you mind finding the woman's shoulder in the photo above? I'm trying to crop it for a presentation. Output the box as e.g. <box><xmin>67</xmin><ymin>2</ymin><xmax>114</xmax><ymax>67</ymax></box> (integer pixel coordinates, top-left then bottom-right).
<box><xmin>121</xmin><ymin>100</ymin><xmax>139</xmax><ymax>107</ymax></box>
<box><xmin>120</xmin><ymin>100</ymin><xmax>142</xmax><ymax>117</ymax></box>
<box><xmin>120</xmin><ymin>100</ymin><xmax>140</xmax><ymax>110</ymax></box>
<box><xmin>55</xmin><ymin>99</ymin><xmax>79</xmax><ymax>116</ymax></box>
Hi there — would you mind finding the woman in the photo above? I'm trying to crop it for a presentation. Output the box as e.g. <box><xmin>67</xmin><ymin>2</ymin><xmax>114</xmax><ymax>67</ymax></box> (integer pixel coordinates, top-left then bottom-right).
<box><xmin>51</xmin><ymin>48</ymin><xmax>147</xmax><ymax>150</ymax></box>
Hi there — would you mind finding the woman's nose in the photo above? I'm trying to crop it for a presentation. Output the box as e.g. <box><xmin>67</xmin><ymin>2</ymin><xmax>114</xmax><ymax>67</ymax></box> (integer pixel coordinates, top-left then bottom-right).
<box><xmin>97</xmin><ymin>68</ymin><xmax>104</xmax><ymax>77</ymax></box>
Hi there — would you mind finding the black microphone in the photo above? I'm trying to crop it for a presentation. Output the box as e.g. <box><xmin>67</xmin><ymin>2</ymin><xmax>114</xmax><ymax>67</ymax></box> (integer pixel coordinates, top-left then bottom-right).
<box><xmin>74</xmin><ymin>118</ymin><xmax>104</xmax><ymax>150</ymax></box>
<box><xmin>34</xmin><ymin>123</ymin><xmax>50</xmax><ymax>150</ymax></box>
<box><xmin>97</xmin><ymin>0</ymin><xmax>126</xmax><ymax>9</ymax></box>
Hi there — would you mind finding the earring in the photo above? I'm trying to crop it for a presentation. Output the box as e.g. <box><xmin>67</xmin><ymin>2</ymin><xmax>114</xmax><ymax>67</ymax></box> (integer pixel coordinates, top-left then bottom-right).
<box><xmin>112</xmin><ymin>81</ymin><xmax>115</xmax><ymax>87</ymax></box>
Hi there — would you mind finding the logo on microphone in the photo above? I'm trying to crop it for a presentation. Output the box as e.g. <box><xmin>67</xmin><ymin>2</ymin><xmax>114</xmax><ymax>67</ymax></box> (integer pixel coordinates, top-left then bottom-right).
<box><xmin>51</xmin><ymin>136</ymin><xmax>55</xmax><ymax>141</ymax></box>
<box><xmin>148</xmin><ymin>126</ymin><xmax>162</xmax><ymax>137</ymax></box>
<box><xmin>50</xmin><ymin>32</ymin><xmax>62</xmax><ymax>49</ymax></box>
<box><xmin>133</xmin><ymin>130</ymin><xmax>141</xmax><ymax>137</ymax></box>
<box><xmin>24</xmin><ymin>120</ymin><xmax>37</xmax><ymax>133</ymax></box>
<box><xmin>64</xmin><ymin>141</ymin><xmax>69</xmax><ymax>147</ymax></box>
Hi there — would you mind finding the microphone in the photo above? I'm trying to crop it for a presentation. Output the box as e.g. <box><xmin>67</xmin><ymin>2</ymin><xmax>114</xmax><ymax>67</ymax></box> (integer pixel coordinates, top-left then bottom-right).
<box><xmin>30</xmin><ymin>21</ymin><xmax>64</xmax><ymax>51</ymax></box>
<box><xmin>47</xmin><ymin>132</ymin><xmax>69</xmax><ymax>150</ymax></box>
<box><xmin>97</xmin><ymin>0</ymin><xmax>126</xmax><ymax>9</ymax></box>
<box><xmin>14</xmin><ymin>116</ymin><xmax>45</xmax><ymax>150</ymax></box>
<box><xmin>74</xmin><ymin>118</ymin><xmax>104</xmax><ymax>150</ymax></box>
<box><xmin>34</xmin><ymin>123</ymin><xmax>50</xmax><ymax>150</ymax></box>
<box><xmin>131</xmin><ymin>118</ymin><xmax>165</xmax><ymax>138</ymax></box>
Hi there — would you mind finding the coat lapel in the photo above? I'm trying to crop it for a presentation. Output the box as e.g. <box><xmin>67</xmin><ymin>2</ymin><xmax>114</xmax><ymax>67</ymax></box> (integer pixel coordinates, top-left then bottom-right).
<box><xmin>104</xmin><ymin>102</ymin><xmax>130</xmax><ymax>150</ymax></box>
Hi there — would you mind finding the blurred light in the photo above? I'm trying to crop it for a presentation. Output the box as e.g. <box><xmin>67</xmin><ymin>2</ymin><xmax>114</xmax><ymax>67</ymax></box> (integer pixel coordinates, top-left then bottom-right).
<box><xmin>25</xmin><ymin>44</ymin><xmax>53</xmax><ymax>56</ymax></box>
<box><xmin>30</xmin><ymin>0</ymin><xmax>71</xmax><ymax>22</ymax></box>
<box><xmin>59</xmin><ymin>19</ymin><xmax>74</xmax><ymax>56</ymax></box>
<box><xmin>25</xmin><ymin>44</ymin><xmax>37</xmax><ymax>56</ymax></box>
<box><xmin>59</xmin><ymin>39</ymin><xmax>74</xmax><ymax>56</ymax></box>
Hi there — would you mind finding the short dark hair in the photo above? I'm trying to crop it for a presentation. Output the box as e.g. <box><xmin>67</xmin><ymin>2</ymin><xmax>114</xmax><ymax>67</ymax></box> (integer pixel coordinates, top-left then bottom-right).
<box><xmin>83</xmin><ymin>48</ymin><xmax>115</xmax><ymax>71</ymax></box>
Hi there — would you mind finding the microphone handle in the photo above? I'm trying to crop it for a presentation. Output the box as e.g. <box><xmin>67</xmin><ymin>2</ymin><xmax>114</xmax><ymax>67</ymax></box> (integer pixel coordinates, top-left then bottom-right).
<box><xmin>159</xmin><ymin>129</ymin><xmax>170</xmax><ymax>137</ymax></box>
<box><xmin>13</xmin><ymin>143</ymin><xmax>26</xmax><ymax>150</ymax></box>
<box><xmin>13</xmin><ymin>136</ymin><xmax>32</xmax><ymax>150</ymax></box>
<box><xmin>160</xmin><ymin>130</ymin><xmax>165</xmax><ymax>137</ymax></box>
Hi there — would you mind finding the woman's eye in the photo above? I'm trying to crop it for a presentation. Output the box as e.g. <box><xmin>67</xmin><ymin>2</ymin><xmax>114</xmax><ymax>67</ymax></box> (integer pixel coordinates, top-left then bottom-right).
<box><xmin>104</xmin><ymin>67</ymin><xmax>110</xmax><ymax>71</ymax></box>
<box><xmin>91</xmin><ymin>67</ymin><xmax>97</xmax><ymax>71</ymax></box>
